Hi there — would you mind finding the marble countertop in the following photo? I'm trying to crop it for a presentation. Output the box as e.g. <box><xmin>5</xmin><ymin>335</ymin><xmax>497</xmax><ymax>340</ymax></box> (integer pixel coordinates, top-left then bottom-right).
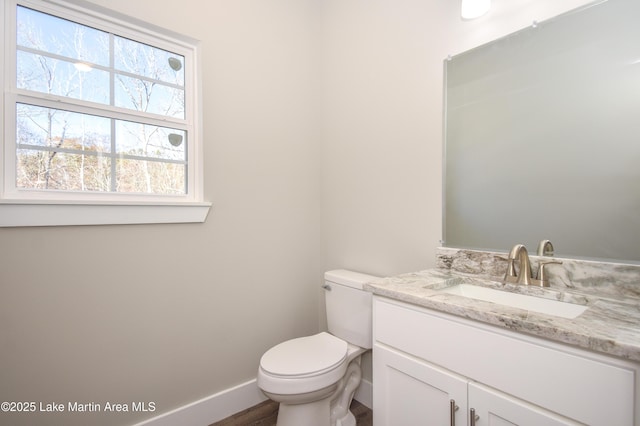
<box><xmin>365</xmin><ymin>268</ymin><xmax>640</xmax><ymax>362</ymax></box>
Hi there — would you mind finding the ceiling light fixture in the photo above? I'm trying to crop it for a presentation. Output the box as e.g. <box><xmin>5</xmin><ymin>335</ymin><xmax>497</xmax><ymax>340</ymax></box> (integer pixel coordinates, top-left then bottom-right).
<box><xmin>461</xmin><ymin>0</ymin><xmax>491</xmax><ymax>20</ymax></box>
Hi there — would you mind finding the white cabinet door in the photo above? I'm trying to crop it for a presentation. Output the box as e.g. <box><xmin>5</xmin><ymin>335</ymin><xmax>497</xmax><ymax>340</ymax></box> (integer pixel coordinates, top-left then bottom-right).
<box><xmin>468</xmin><ymin>382</ymin><xmax>582</xmax><ymax>426</ymax></box>
<box><xmin>373</xmin><ymin>344</ymin><xmax>468</xmax><ymax>426</ymax></box>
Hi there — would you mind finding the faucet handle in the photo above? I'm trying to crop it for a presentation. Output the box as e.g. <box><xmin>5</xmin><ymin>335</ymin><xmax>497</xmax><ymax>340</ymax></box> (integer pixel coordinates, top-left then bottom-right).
<box><xmin>536</xmin><ymin>260</ymin><xmax>563</xmax><ymax>287</ymax></box>
<box><xmin>503</xmin><ymin>258</ymin><xmax>518</xmax><ymax>283</ymax></box>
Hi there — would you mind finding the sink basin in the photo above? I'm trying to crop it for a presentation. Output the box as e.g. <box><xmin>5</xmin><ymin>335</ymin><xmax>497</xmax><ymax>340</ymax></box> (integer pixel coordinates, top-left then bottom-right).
<box><xmin>439</xmin><ymin>284</ymin><xmax>587</xmax><ymax>319</ymax></box>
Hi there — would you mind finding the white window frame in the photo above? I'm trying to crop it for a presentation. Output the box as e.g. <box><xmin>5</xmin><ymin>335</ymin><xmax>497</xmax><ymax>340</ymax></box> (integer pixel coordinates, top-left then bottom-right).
<box><xmin>0</xmin><ymin>0</ymin><xmax>210</xmax><ymax>226</ymax></box>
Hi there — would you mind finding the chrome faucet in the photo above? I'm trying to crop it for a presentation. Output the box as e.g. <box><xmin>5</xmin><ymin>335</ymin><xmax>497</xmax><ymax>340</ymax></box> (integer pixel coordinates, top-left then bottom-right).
<box><xmin>504</xmin><ymin>243</ymin><xmax>563</xmax><ymax>287</ymax></box>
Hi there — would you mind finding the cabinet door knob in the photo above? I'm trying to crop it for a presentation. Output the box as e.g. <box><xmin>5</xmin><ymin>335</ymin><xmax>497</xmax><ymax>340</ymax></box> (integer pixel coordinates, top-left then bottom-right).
<box><xmin>449</xmin><ymin>399</ymin><xmax>459</xmax><ymax>426</ymax></box>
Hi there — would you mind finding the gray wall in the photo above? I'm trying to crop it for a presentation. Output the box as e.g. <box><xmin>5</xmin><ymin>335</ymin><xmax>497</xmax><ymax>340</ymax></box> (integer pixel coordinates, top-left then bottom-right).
<box><xmin>0</xmin><ymin>0</ymin><xmax>592</xmax><ymax>425</ymax></box>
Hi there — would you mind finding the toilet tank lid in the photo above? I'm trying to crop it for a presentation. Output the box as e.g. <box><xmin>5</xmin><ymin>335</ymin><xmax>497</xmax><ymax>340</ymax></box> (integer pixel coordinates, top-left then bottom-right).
<box><xmin>324</xmin><ymin>269</ymin><xmax>379</xmax><ymax>290</ymax></box>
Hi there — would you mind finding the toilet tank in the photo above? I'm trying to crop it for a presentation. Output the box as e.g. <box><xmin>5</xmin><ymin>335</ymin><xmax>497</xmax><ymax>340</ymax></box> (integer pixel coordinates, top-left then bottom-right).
<box><xmin>324</xmin><ymin>269</ymin><xmax>378</xmax><ymax>349</ymax></box>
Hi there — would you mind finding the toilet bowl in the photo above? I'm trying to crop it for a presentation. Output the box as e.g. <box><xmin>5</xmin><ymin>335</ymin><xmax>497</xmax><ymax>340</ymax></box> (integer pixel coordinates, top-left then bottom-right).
<box><xmin>257</xmin><ymin>270</ymin><xmax>378</xmax><ymax>426</ymax></box>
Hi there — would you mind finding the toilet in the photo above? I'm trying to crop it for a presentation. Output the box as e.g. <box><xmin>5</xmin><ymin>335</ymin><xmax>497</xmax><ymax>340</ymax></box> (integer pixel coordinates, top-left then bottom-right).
<box><xmin>257</xmin><ymin>269</ymin><xmax>378</xmax><ymax>426</ymax></box>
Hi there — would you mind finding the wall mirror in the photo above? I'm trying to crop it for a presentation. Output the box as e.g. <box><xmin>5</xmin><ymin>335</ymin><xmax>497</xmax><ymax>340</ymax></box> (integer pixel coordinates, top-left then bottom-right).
<box><xmin>443</xmin><ymin>0</ymin><xmax>640</xmax><ymax>264</ymax></box>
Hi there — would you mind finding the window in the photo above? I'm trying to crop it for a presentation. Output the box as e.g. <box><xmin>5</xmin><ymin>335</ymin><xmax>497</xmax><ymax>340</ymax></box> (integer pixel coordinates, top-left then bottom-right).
<box><xmin>1</xmin><ymin>0</ymin><xmax>210</xmax><ymax>226</ymax></box>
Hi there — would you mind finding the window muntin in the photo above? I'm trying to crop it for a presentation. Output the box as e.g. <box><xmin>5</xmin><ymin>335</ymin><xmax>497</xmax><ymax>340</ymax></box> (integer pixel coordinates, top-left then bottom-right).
<box><xmin>9</xmin><ymin>2</ymin><xmax>193</xmax><ymax>199</ymax></box>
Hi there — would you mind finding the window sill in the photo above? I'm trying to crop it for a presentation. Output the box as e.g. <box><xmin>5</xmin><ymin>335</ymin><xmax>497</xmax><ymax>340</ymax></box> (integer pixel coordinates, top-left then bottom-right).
<box><xmin>0</xmin><ymin>200</ymin><xmax>212</xmax><ymax>227</ymax></box>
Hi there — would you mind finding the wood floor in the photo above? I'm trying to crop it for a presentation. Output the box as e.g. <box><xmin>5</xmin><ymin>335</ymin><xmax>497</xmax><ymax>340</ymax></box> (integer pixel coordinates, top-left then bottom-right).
<box><xmin>210</xmin><ymin>399</ymin><xmax>373</xmax><ymax>426</ymax></box>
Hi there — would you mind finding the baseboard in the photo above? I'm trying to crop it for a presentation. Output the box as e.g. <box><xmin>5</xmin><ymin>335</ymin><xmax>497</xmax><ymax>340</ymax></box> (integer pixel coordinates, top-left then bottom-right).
<box><xmin>134</xmin><ymin>377</ymin><xmax>373</xmax><ymax>426</ymax></box>
<box><xmin>354</xmin><ymin>378</ymin><xmax>372</xmax><ymax>410</ymax></box>
<box><xmin>133</xmin><ymin>379</ymin><xmax>268</xmax><ymax>426</ymax></box>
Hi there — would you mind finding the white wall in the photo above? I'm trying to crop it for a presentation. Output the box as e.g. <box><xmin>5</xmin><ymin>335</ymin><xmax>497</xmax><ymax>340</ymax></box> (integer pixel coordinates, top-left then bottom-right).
<box><xmin>0</xmin><ymin>1</ymin><xmax>322</xmax><ymax>426</ymax></box>
<box><xmin>0</xmin><ymin>0</ymin><xmax>595</xmax><ymax>425</ymax></box>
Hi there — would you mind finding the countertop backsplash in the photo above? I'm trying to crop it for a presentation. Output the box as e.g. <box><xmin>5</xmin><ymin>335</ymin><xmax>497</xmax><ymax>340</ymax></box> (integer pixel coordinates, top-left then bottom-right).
<box><xmin>436</xmin><ymin>247</ymin><xmax>640</xmax><ymax>301</ymax></box>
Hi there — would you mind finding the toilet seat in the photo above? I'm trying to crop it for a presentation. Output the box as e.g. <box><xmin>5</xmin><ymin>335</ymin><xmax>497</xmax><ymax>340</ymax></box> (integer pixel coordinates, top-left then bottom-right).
<box><xmin>261</xmin><ymin>332</ymin><xmax>347</xmax><ymax>378</ymax></box>
<box><xmin>258</xmin><ymin>332</ymin><xmax>349</xmax><ymax>395</ymax></box>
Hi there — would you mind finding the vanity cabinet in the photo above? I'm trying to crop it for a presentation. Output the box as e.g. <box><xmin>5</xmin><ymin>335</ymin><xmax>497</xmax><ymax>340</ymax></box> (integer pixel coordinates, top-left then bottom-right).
<box><xmin>372</xmin><ymin>297</ymin><xmax>639</xmax><ymax>426</ymax></box>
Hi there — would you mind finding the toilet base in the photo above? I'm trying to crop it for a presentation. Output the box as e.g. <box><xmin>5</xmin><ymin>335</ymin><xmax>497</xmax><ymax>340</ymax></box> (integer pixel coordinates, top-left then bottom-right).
<box><xmin>336</xmin><ymin>411</ymin><xmax>356</xmax><ymax>426</ymax></box>
<box><xmin>277</xmin><ymin>394</ymin><xmax>333</xmax><ymax>426</ymax></box>
<box><xmin>330</xmin><ymin>354</ymin><xmax>362</xmax><ymax>426</ymax></box>
<box><xmin>267</xmin><ymin>354</ymin><xmax>365</xmax><ymax>426</ymax></box>
<box><xmin>275</xmin><ymin>394</ymin><xmax>359</xmax><ymax>426</ymax></box>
